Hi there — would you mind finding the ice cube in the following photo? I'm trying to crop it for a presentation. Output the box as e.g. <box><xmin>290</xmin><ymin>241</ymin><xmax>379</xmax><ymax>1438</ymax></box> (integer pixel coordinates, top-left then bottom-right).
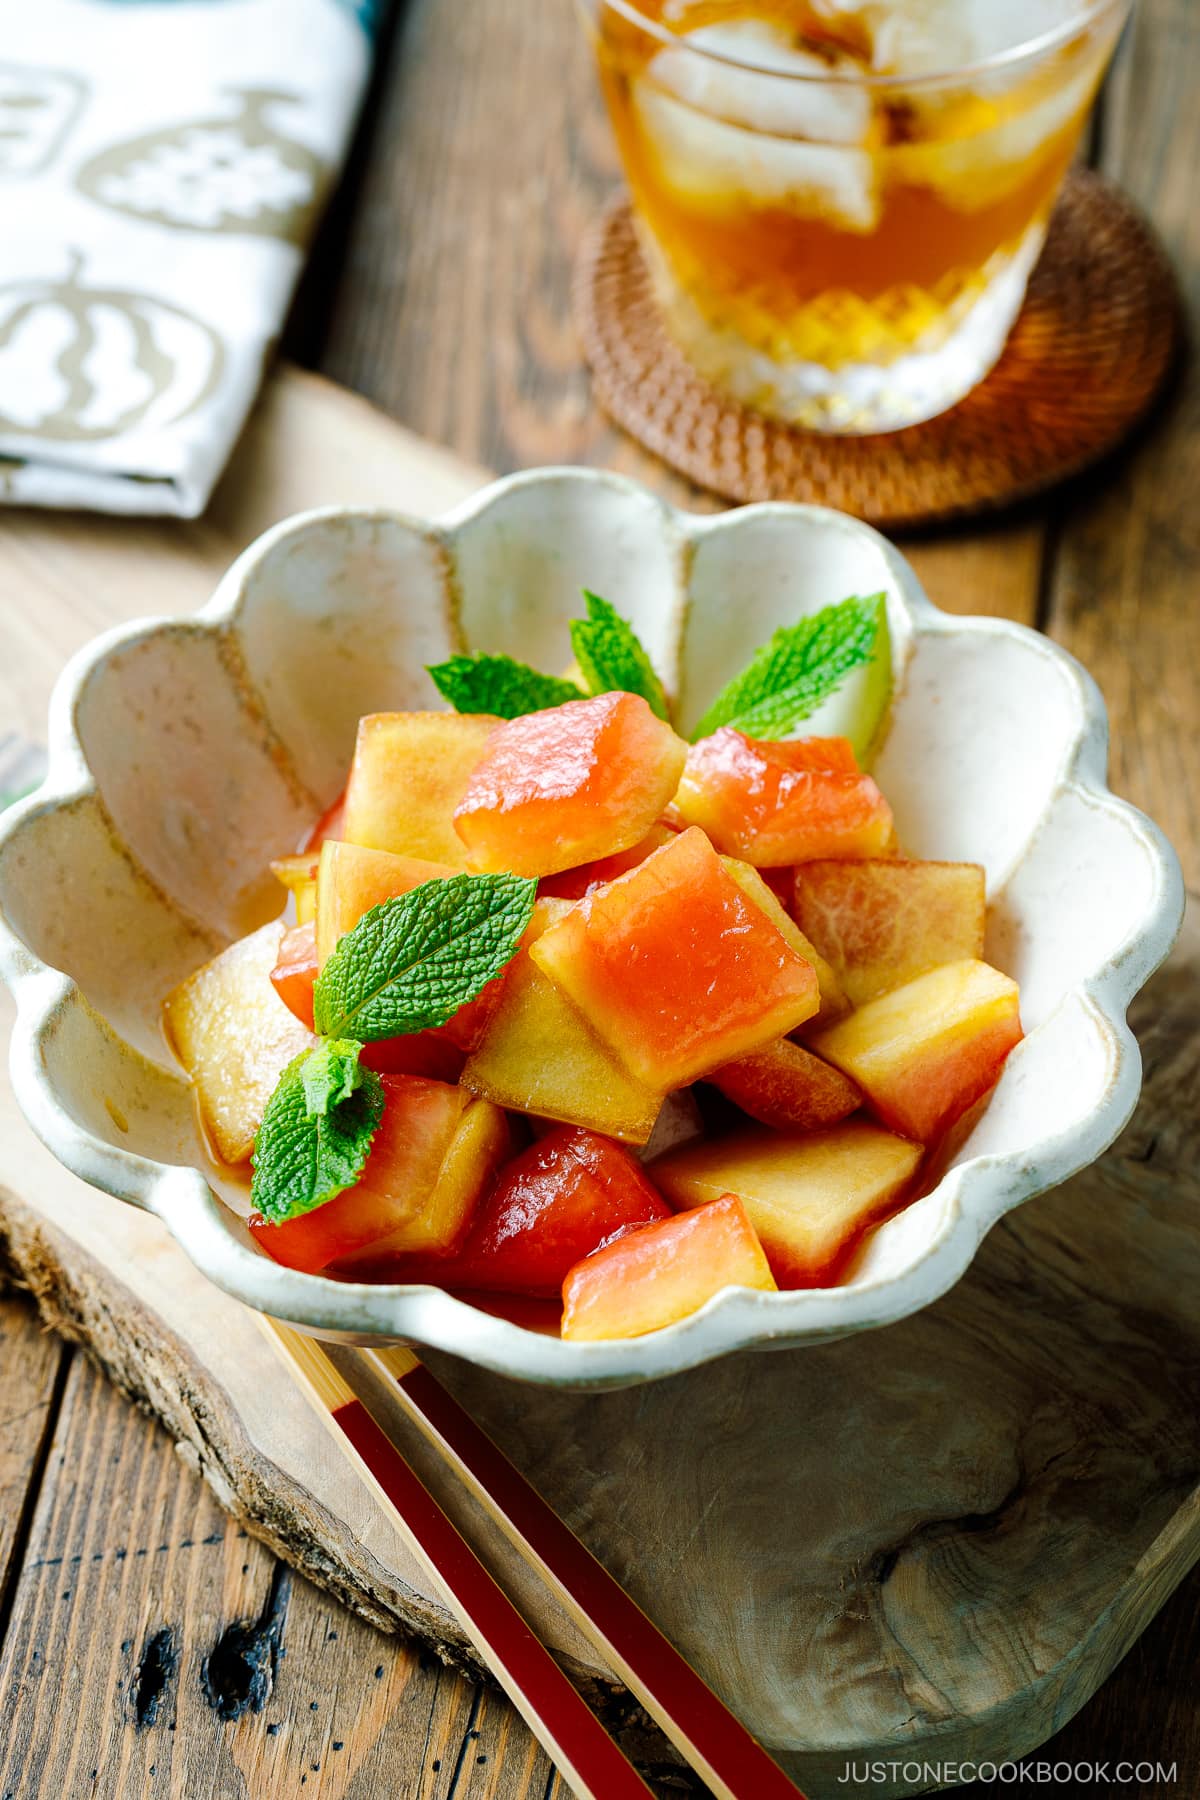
<box><xmin>635</xmin><ymin>22</ymin><xmax>879</xmax><ymax>232</ymax></box>
<box><xmin>796</xmin><ymin>0</ymin><xmax>1109</xmax><ymax>209</ymax></box>
<box><xmin>890</xmin><ymin>59</ymin><xmax>1098</xmax><ymax>209</ymax></box>
<box><xmin>649</xmin><ymin>20</ymin><xmax>874</xmax><ymax>143</ymax></box>
<box><xmin>938</xmin><ymin>0</ymin><xmax>1088</xmax><ymax>65</ymax></box>
<box><xmin>634</xmin><ymin>82</ymin><xmax>880</xmax><ymax>229</ymax></box>
<box><xmin>834</xmin><ymin>0</ymin><xmax>1091</xmax><ymax>76</ymax></box>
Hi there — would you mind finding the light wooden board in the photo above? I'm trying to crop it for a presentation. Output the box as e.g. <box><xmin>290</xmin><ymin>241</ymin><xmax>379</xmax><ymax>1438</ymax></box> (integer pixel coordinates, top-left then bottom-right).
<box><xmin>1</xmin><ymin>366</ymin><xmax>1198</xmax><ymax>1798</ymax></box>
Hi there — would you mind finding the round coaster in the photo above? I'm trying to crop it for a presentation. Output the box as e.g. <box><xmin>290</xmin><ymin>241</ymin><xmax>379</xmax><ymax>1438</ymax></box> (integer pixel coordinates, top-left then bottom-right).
<box><xmin>574</xmin><ymin>170</ymin><xmax>1182</xmax><ymax>529</ymax></box>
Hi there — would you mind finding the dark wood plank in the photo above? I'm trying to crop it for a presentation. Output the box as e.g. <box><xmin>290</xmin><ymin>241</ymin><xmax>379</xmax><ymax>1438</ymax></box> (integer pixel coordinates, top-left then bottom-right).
<box><xmin>904</xmin><ymin>517</ymin><xmax>1046</xmax><ymax>626</ymax></box>
<box><xmin>0</xmin><ymin>1349</ymin><xmax>571</xmax><ymax>1800</ymax></box>
<box><xmin>0</xmin><ymin>1296</ymin><xmax>67</xmax><ymax>1616</ymax></box>
<box><xmin>313</xmin><ymin>0</ymin><xmax>712</xmax><ymax>510</ymax></box>
<box><xmin>1042</xmin><ymin>0</ymin><xmax>1200</xmax><ymax>890</ymax></box>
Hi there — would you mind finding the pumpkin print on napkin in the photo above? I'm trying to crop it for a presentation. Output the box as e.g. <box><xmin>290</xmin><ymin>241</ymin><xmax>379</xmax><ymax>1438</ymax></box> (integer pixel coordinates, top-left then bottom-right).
<box><xmin>0</xmin><ymin>255</ymin><xmax>224</xmax><ymax>442</ymax></box>
<box><xmin>75</xmin><ymin>89</ymin><xmax>330</xmax><ymax>242</ymax></box>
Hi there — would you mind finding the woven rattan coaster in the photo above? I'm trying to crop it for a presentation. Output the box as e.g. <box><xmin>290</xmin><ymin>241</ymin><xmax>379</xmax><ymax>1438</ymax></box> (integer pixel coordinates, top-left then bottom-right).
<box><xmin>574</xmin><ymin>169</ymin><xmax>1181</xmax><ymax>528</ymax></box>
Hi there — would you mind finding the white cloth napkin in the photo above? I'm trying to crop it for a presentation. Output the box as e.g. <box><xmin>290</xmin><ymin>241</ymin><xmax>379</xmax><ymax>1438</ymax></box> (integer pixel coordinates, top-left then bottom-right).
<box><xmin>0</xmin><ymin>0</ymin><xmax>376</xmax><ymax>517</ymax></box>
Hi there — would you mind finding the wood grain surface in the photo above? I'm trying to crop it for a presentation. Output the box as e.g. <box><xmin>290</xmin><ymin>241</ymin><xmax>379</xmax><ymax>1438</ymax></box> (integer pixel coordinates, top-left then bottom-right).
<box><xmin>1041</xmin><ymin>0</ymin><xmax>1200</xmax><ymax>894</ymax></box>
<box><xmin>0</xmin><ymin>1351</ymin><xmax>566</xmax><ymax>1800</ymax></box>
<box><xmin>0</xmin><ymin>0</ymin><xmax>1196</xmax><ymax>1796</ymax></box>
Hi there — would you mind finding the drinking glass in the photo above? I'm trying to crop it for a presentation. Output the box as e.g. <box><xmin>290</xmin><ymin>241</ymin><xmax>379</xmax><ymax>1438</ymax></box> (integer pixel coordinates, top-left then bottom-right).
<box><xmin>581</xmin><ymin>0</ymin><xmax>1131</xmax><ymax>432</ymax></box>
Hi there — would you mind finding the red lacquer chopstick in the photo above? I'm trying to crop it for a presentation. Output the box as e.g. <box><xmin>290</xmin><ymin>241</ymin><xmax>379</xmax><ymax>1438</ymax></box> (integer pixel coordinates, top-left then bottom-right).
<box><xmin>259</xmin><ymin>1318</ymin><xmax>654</xmax><ymax>1800</ymax></box>
<box><xmin>362</xmin><ymin>1343</ymin><xmax>807</xmax><ymax>1800</ymax></box>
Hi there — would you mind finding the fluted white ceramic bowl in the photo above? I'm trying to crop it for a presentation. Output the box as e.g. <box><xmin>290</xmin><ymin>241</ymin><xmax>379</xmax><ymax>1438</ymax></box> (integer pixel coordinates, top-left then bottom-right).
<box><xmin>0</xmin><ymin>471</ymin><xmax>1183</xmax><ymax>1385</ymax></box>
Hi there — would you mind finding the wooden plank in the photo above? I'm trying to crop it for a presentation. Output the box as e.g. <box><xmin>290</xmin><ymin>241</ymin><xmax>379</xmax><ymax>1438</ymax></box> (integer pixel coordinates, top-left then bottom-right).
<box><xmin>0</xmin><ymin>1350</ymin><xmax>572</xmax><ymax>1800</ymax></box>
<box><xmin>315</xmin><ymin>0</ymin><xmax>713</xmax><ymax>511</ymax></box>
<box><xmin>903</xmin><ymin>520</ymin><xmax>1046</xmax><ymax>626</ymax></box>
<box><xmin>0</xmin><ymin>1298</ymin><xmax>67</xmax><ymax>1616</ymax></box>
<box><xmin>1042</xmin><ymin>0</ymin><xmax>1200</xmax><ymax>889</ymax></box>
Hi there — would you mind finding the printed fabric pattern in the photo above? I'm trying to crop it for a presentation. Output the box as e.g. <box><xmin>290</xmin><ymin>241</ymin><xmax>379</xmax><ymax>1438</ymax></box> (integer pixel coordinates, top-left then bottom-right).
<box><xmin>0</xmin><ymin>0</ymin><xmax>376</xmax><ymax>515</ymax></box>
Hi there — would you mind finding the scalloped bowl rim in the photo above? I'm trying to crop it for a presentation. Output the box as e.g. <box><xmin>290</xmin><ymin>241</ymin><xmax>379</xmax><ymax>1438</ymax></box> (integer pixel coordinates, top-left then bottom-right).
<box><xmin>0</xmin><ymin>469</ymin><xmax>1185</xmax><ymax>1386</ymax></box>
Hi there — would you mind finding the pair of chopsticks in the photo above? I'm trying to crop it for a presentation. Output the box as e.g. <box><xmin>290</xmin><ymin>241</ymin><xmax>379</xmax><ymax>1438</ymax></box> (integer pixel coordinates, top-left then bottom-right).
<box><xmin>260</xmin><ymin>1318</ymin><xmax>806</xmax><ymax>1799</ymax></box>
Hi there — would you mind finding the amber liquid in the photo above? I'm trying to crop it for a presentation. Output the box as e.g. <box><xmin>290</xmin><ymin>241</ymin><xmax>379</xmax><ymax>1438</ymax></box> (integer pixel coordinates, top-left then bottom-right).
<box><xmin>593</xmin><ymin>0</ymin><xmax>1116</xmax><ymax>413</ymax></box>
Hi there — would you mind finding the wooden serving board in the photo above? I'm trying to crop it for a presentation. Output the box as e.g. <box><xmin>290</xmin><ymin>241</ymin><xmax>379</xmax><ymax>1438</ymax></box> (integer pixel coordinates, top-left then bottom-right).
<box><xmin>1</xmin><ymin>367</ymin><xmax>1198</xmax><ymax>1799</ymax></box>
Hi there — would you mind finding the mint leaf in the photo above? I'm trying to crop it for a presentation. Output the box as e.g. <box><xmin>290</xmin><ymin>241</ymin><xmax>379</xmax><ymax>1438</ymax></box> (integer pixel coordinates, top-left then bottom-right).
<box><xmin>427</xmin><ymin>653</ymin><xmax>582</xmax><ymax>719</ymax></box>
<box><xmin>251</xmin><ymin>1041</ymin><xmax>384</xmax><ymax>1224</ymax></box>
<box><xmin>691</xmin><ymin>594</ymin><xmax>884</xmax><ymax>742</ymax></box>
<box><xmin>570</xmin><ymin>592</ymin><xmax>669</xmax><ymax>721</ymax></box>
<box><xmin>313</xmin><ymin>872</ymin><xmax>536</xmax><ymax>1042</ymax></box>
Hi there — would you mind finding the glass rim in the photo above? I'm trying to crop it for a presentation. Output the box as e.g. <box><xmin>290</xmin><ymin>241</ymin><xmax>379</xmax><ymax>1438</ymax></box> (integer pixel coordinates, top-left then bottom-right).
<box><xmin>592</xmin><ymin>0</ymin><xmax>1130</xmax><ymax>89</ymax></box>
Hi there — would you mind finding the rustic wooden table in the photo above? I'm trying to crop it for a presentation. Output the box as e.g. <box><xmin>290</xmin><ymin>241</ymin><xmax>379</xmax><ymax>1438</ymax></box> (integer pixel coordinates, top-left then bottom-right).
<box><xmin>0</xmin><ymin>1</ymin><xmax>1196</xmax><ymax>1795</ymax></box>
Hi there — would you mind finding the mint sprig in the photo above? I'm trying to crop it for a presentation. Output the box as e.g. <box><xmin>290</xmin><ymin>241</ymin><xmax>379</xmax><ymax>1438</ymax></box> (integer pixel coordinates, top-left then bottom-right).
<box><xmin>251</xmin><ymin>1039</ymin><xmax>384</xmax><ymax>1225</ymax></box>
<box><xmin>252</xmin><ymin>875</ymin><xmax>534</xmax><ymax>1225</ymax></box>
<box><xmin>690</xmin><ymin>594</ymin><xmax>884</xmax><ymax>742</ymax></box>
<box><xmin>428</xmin><ymin>593</ymin><xmax>669</xmax><ymax>724</ymax></box>
<box><xmin>427</xmin><ymin>653</ymin><xmax>582</xmax><ymax>719</ymax></box>
<box><xmin>570</xmin><ymin>592</ymin><xmax>670</xmax><ymax>721</ymax></box>
<box><xmin>426</xmin><ymin>591</ymin><xmax>884</xmax><ymax>747</ymax></box>
<box><xmin>313</xmin><ymin>872</ymin><xmax>536</xmax><ymax>1042</ymax></box>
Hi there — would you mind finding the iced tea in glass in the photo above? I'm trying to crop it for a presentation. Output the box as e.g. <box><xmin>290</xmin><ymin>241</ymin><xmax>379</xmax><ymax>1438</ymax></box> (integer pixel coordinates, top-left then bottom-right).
<box><xmin>582</xmin><ymin>0</ymin><xmax>1130</xmax><ymax>431</ymax></box>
